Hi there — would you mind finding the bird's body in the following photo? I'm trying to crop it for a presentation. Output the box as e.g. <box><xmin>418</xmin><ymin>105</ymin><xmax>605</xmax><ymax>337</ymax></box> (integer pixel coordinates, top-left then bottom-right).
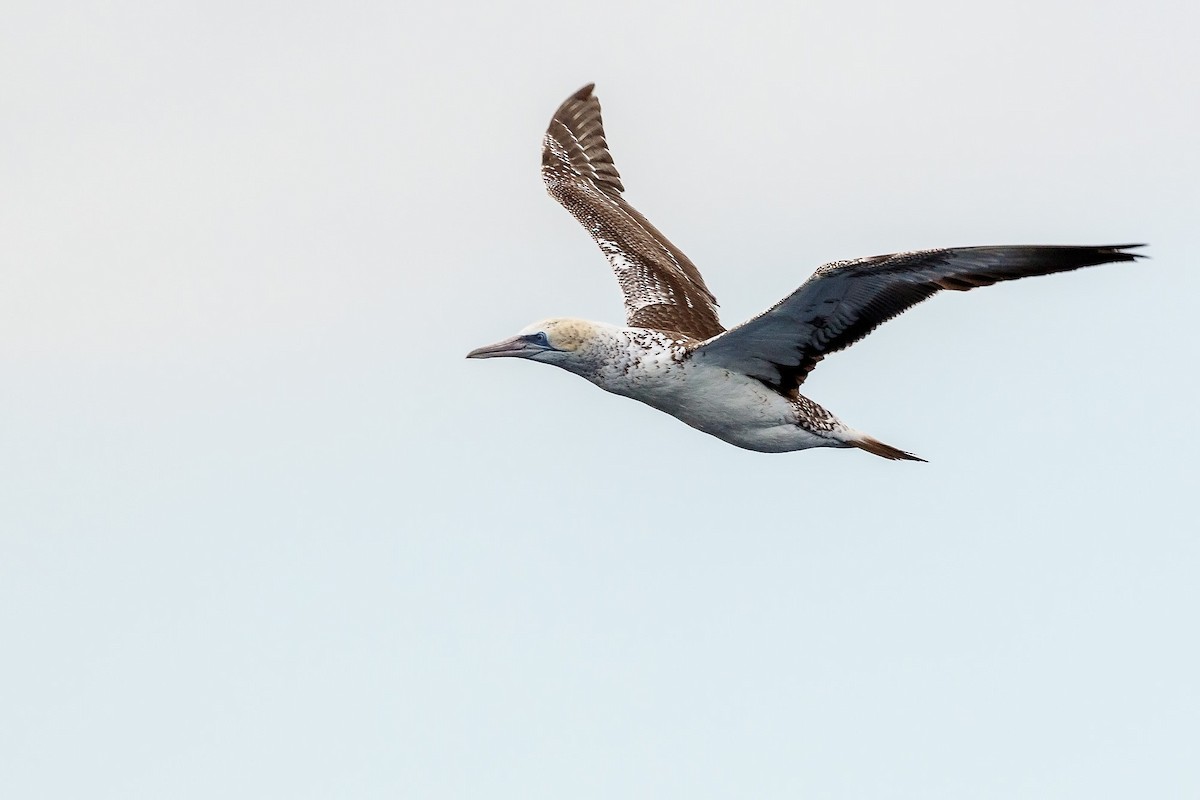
<box><xmin>469</xmin><ymin>84</ymin><xmax>1143</xmax><ymax>460</ymax></box>
<box><xmin>534</xmin><ymin>321</ymin><xmax>847</xmax><ymax>453</ymax></box>
<box><xmin>625</xmin><ymin>361</ymin><xmax>847</xmax><ymax>455</ymax></box>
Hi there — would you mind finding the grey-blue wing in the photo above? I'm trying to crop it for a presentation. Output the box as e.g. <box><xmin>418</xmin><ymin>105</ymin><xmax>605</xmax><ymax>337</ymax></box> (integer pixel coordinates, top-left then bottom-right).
<box><xmin>693</xmin><ymin>244</ymin><xmax>1144</xmax><ymax>393</ymax></box>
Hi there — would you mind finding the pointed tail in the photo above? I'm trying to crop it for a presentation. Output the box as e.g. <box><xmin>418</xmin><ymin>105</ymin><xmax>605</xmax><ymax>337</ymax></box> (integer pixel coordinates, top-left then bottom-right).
<box><xmin>851</xmin><ymin>435</ymin><xmax>927</xmax><ymax>462</ymax></box>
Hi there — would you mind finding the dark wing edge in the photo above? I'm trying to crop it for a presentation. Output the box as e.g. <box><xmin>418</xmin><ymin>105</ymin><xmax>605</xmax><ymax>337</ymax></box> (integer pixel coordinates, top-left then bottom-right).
<box><xmin>694</xmin><ymin>244</ymin><xmax>1146</xmax><ymax>393</ymax></box>
<box><xmin>541</xmin><ymin>84</ymin><xmax>725</xmax><ymax>340</ymax></box>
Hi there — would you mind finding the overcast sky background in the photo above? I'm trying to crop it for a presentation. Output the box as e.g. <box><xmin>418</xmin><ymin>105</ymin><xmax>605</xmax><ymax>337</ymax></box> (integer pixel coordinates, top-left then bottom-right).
<box><xmin>2</xmin><ymin>0</ymin><xmax>1198</xmax><ymax>797</ymax></box>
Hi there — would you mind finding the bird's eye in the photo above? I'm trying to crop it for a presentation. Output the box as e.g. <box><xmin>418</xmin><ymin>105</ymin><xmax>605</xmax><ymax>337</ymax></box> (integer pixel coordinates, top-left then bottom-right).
<box><xmin>530</xmin><ymin>332</ymin><xmax>549</xmax><ymax>346</ymax></box>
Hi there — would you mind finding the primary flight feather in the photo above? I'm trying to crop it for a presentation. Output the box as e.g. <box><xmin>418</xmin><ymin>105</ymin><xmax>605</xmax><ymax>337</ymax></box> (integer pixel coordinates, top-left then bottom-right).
<box><xmin>468</xmin><ymin>83</ymin><xmax>1143</xmax><ymax>460</ymax></box>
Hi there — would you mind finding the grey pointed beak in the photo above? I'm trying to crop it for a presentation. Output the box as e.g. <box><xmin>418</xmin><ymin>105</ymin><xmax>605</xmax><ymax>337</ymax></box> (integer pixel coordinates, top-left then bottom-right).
<box><xmin>466</xmin><ymin>336</ymin><xmax>540</xmax><ymax>359</ymax></box>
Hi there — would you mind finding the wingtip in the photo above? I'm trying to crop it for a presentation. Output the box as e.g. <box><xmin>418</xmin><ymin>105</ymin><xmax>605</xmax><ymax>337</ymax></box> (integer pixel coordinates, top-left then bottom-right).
<box><xmin>1105</xmin><ymin>243</ymin><xmax>1148</xmax><ymax>261</ymax></box>
<box><xmin>570</xmin><ymin>83</ymin><xmax>596</xmax><ymax>101</ymax></box>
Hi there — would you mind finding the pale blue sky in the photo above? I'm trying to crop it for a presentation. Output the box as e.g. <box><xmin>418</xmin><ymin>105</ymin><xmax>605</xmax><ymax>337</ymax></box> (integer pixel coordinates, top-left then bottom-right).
<box><xmin>2</xmin><ymin>0</ymin><xmax>1197</xmax><ymax>797</ymax></box>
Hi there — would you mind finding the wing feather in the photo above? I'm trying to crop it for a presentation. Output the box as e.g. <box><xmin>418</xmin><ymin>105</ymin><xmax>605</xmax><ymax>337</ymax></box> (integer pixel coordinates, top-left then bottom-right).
<box><xmin>541</xmin><ymin>84</ymin><xmax>724</xmax><ymax>340</ymax></box>
<box><xmin>693</xmin><ymin>244</ymin><xmax>1145</xmax><ymax>393</ymax></box>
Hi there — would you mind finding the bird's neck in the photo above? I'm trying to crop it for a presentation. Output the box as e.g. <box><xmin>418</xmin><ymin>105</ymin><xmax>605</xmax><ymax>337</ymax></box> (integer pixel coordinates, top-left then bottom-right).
<box><xmin>573</xmin><ymin>327</ymin><xmax>689</xmax><ymax>390</ymax></box>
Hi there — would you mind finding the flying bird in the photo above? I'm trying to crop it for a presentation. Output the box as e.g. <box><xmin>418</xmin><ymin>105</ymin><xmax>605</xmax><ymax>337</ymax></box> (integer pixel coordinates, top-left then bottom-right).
<box><xmin>468</xmin><ymin>84</ymin><xmax>1143</xmax><ymax>460</ymax></box>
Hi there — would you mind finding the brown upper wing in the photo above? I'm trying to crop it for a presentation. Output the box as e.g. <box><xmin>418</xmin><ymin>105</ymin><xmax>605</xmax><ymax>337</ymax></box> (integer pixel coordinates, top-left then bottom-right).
<box><xmin>541</xmin><ymin>84</ymin><xmax>724</xmax><ymax>340</ymax></box>
<box><xmin>693</xmin><ymin>244</ymin><xmax>1145</xmax><ymax>394</ymax></box>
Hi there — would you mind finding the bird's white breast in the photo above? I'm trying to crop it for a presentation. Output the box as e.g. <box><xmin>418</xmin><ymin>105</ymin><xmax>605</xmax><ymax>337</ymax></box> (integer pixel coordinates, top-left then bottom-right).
<box><xmin>585</xmin><ymin>330</ymin><xmax>832</xmax><ymax>452</ymax></box>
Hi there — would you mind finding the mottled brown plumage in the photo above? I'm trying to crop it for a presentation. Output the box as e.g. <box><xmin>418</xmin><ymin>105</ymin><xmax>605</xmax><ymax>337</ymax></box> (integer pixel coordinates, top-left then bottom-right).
<box><xmin>542</xmin><ymin>84</ymin><xmax>724</xmax><ymax>341</ymax></box>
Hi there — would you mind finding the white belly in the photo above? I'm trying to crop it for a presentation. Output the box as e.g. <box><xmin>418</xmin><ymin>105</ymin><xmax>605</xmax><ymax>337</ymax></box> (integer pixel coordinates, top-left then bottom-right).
<box><xmin>599</xmin><ymin>359</ymin><xmax>845</xmax><ymax>453</ymax></box>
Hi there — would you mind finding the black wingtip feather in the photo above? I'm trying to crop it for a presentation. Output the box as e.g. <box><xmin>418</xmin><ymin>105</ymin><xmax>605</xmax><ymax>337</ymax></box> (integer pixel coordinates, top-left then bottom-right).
<box><xmin>1111</xmin><ymin>244</ymin><xmax>1148</xmax><ymax>261</ymax></box>
<box><xmin>1066</xmin><ymin>244</ymin><xmax>1148</xmax><ymax>268</ymax></box>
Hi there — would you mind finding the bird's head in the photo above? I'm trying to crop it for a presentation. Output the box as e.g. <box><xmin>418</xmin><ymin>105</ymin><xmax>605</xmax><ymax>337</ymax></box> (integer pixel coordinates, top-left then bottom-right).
<box><xmin>466</xmin><ymin>318</ymin><xmax>612</xmax><ymax>374</ymax></box>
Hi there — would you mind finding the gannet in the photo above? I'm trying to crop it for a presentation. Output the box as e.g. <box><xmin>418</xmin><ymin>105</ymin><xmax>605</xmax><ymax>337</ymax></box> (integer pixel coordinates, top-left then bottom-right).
<box><xmin>468</xmin><ymin>84</ymin><xmax>1143</xmax><ymax>460</ymax></box>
